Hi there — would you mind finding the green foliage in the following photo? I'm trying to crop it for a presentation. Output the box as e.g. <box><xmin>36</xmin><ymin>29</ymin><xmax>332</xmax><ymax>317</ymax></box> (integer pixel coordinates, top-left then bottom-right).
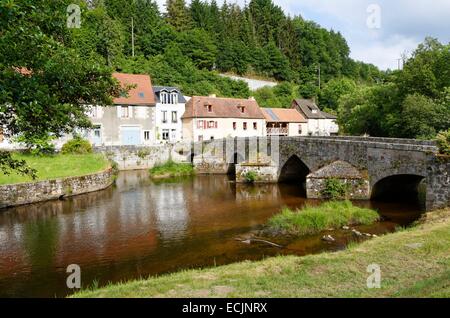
<box><xmin>267</xmin><ymin>201</ymin><xmax>380</xmax><ymax>236</ymax></box>
<box><xmin>0</xmin><ymin>0</ymin><xmax>121</xmax><ymax>174</ymax></box>
<box><xmin>436</xmin><ymin>129</ymin><xmax>450</xmax><ymax>155</ymax></box>
<box><xmin>254</xmin><ymin>82</ymin><xmax>299</xmax><ymax>108</ymax></box>
<box><xmin>243</xmin><ymin>171</ymin><xmax>258</xmax><ymax>183</ymax></box>
<box><xmin>61</xmin><ymin>138</ymin><xmax>93</xmax><ymax>155</ymax></box>
<box><xmin>319</xmin><ymin>77</ymin><xmax>357</xmax><ymax>111</ymax></box>
<box><xmin>337</xmin><ymin>38</ymin><xmax>450</xmax><ymax>139</ymax></box>
<box><xmin>321</xmin><ymin>178</ymin><xmax>351</xmax><ymax>200</ymax></box>
<box><xmin>149</xmin><ymin>160</ymin><xmax>194</xmax><ymax>179</ymax></box>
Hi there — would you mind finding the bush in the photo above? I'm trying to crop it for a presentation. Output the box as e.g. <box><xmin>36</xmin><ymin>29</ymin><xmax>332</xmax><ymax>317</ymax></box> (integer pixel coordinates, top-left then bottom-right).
<box><xmin>243</xmin><ymin>171</ymin><xmax>258</xmax><ymax>183</ymax></box>
<box><xmin>61</xmin><ymin>137</ymin><xmax>93</xmax><ymax>154</ymax></box>
<box><xmin>321</xmin><ymin>178</ymin><xmax>351</xmax><ymax>200</ymax></box>
<box><xmin>149</xmin><ymin>160</ymin><xmax>194</xmax><ymax>179</ymax></box>
<box><xmin>436</xmin><ymin>129</ymin><xmax>450</xmax><ymax>155</ymax></box>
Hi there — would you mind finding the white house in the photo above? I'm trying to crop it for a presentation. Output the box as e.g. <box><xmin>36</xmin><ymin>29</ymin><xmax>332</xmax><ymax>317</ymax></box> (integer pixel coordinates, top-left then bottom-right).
<box><xmin>291</xmin><ymin>99</ymin><xmax>339</xmax><ymax>136</ymax></box>
<box><xmin>152</xmin><ymin>86</ymin><xmax>186</xmax><ymax>143</ymax></box>
<box><xmin>261</xmin><ymin>108</ymin><xmax>308</xmax><ymax>137</ymax></box>
<box><xmin>85</xmin><ymin>73</ymin><xmax>156</xmax><ymax>146</ymax></box>
<box><xmin>181</xmin><ymin>95</ymin><xmax>266</xmax><ymax>142</ymax></box>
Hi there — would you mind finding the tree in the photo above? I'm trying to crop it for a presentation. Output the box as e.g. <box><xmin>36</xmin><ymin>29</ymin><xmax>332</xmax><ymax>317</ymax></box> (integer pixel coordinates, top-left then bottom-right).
<box><xmin>178</xmin><ymin>29</ymin><xmax>217</xmax><ymax>70</ymax></box>
<box><xmin>319</xmin><ymin>78</ymin><xmax>357</xmax><ymax>111</ymax></box>
<box><xmin>165</xmin><ymin>0</ymin><xmax>191</xmax><ymax>32</ymax></box>
<box><xmin>0</xmin><ymin>0</ymin><xmax>121</xmax><ymax>174</ymax></box>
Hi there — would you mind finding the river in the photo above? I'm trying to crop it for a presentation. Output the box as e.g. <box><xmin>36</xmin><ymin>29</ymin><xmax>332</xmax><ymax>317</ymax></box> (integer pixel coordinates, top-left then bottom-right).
<box><xmin>0</xmin><ymin>171</ymin><xmax>423</xmax><ymax>297</ymax></box>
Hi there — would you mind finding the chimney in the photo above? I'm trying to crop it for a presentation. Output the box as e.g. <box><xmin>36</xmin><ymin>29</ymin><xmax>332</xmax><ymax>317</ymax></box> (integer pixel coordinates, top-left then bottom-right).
<box><xmin>248</xmin><ymin>96</ymin><xmax>255</xmax><ymax>101</ymax></box>
<box><xmin>209</xmin><ymin>94</ymin><xmax>217</xmax><ymax>98</ymax></box>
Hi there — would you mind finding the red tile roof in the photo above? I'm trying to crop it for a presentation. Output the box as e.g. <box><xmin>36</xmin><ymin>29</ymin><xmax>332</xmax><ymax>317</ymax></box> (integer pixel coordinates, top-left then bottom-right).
<box><xmin>112</xmin><ymin>73</ymin><xmax>155</xmax><ymax>106</ymax></box>
<box><xmin>262</xmin><ymin>108</ymin><xmax>307</xmax><ymax>123</ymax></box>
<box><xmin>182</xmin><ymin>96</ymin><xmax>265</xmax><ymax>119</ymax></box>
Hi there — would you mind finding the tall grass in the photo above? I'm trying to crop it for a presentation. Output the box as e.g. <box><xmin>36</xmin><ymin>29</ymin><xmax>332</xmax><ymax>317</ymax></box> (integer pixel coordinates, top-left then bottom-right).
<box><xmin>149</xmin><ymin>160</ymin><xmax>194</xmax><ymax>179</ymax></box>
<box><xmin>267</xmin><ymin>201</ymin><xmax>380</xmax><ymax>236</ymax></box>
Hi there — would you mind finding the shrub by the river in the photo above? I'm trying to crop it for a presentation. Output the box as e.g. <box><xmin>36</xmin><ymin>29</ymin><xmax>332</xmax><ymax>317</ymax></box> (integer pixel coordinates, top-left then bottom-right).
<box><xmin>149</xmin><ymin>160</ymin><xmax>194</xmax><ymax>179</ymax></box>
<box><xmin>267</xmin><ymin>201</ymin><xmax>380</xmax><ymax>236</ymax></box>
<box><xmin>436</xmin><ymin>129</ymin><xmax>450</xmax><ymax>155</ymax></box>
<box><xmin>61</xmin><ymin>137</ymin><xmax>93</xmax><ymax>154</ymax></box>
<box><xmin>321</xmin><ymin>178</ymin><xmax>351</xmax><ymax>200</ymax></box>
<box><xmin>243</xmin><ymin>171</ymin><xmax>258</xmax><ymax>183</ymax></box>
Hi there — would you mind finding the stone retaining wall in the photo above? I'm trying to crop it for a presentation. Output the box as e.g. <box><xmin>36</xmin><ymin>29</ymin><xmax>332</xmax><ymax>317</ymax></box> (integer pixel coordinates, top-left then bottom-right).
<box><xmin>0</xmin><ymin>168</ymin><xmax>114</xmax><ymax>209</ymax></box>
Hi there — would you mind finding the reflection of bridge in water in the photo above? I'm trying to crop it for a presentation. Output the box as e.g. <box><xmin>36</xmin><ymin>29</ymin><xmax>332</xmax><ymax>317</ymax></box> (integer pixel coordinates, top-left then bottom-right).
<box><xmin>193</xmin><ymin>136</ymin><xmax>449</xmax><ymax>211</ymax></box>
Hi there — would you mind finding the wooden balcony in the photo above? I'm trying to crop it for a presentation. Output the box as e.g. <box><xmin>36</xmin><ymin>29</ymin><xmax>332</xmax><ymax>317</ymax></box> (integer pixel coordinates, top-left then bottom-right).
<box><xmin>266</xmin><ymin>127</ymin><xmax>289</xmax><ymax>136</ymax></box>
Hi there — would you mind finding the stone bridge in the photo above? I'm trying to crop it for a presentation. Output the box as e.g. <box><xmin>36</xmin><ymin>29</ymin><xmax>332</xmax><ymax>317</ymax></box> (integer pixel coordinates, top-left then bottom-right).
<box><xmin>192</xmin><ymin>136</ymin><xmax>450</xmax><ymax>211</ymax></box>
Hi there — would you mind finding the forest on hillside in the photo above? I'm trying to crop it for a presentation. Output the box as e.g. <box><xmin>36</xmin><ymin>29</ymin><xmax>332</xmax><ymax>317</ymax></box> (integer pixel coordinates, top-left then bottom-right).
<box><xmin>68</xmin><ymin>0</ymin><xmax>383</xmax><ymax>97</ymax></box>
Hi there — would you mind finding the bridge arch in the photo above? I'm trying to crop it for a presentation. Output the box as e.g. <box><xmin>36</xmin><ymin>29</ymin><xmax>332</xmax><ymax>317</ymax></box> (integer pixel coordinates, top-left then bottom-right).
<box><xmin>371</xmin><ymin>174</ymin><xmax>426</xmax><ymax>205</ymax></box>
<box><xmin>278</xmin><ymin>155</ymin><xmax>311</xmax><ymax>187</ymax></box>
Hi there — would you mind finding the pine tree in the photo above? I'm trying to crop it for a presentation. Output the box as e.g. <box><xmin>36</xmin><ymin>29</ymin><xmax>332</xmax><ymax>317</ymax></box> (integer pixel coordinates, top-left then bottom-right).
<box><xmin>165</xmin><ymin>0</ymin><xmax>191</xmax><ymax>32</ymax></box>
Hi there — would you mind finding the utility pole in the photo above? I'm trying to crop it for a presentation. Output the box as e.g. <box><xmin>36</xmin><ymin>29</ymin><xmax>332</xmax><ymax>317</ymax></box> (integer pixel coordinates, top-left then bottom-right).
<box><xmin>131</xmin><ymin>17</ymin><xmax>135</xmax><ymax>58</ymax></box>
<box><xmin>396</xmin><ymin>58</ymin><xmax>402</xmax><ymax>70</ymax></box>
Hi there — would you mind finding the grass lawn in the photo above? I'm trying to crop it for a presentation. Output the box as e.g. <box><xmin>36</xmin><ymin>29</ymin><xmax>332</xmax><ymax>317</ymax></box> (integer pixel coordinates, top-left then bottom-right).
<box><xmin>73</xmin><ymin>208</ymin><xmax>450</xmax><ymax>298</ymax></box>
<box><xmin>149</xmin><ymin>160</ymin><xmax>194</xmax><ymax>179</ymax></box>
<box><xmin>0</xmin><ymin>153</ymin><xmax>110</xmax><ymax>185</ymax></box>
<box><xmin>267</xmin><ymin>201</ymin><xmax>380</xmax><ymax>236</ymax></box>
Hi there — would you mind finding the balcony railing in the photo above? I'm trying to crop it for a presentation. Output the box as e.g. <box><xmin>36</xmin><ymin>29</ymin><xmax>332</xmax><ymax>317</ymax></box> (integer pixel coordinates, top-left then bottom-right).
<box><xmin>267</xmin><ymin>127</ymin><xmax>288</xmax><ymax>136</ymax></box>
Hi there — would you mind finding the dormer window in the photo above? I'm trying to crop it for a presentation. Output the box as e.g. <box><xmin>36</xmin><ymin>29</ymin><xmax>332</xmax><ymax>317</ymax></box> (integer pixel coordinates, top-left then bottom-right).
<box><xmin>205</xmin><ymin>103</ymin><xmax>212</xmax><ymax>112</ymax></box>
<box><xmin>160</xmin><ymin>90</ymin><xmax>178</xmax><ymax>104</ymax></box>
<box><xmin>238</xmin><ymin>105</ymin><xmax>245</xmax><ymax>113</ymax></box>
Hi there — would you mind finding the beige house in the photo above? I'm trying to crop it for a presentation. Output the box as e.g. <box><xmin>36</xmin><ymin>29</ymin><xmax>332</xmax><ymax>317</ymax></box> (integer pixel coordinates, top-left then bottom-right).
<box><xmin>181</xmin><ymin>95</ymin><xmax>266</xmax><ymax>141</ymax></box>
<box><xmin>262</xmin><ymin>108</ymin><xmax>308</xmax><ymax>137</ymax></box>
<box><xmin>86</xmin><ymin>73</ymin><xmax>156</xmax><ymax>146</ymax></box>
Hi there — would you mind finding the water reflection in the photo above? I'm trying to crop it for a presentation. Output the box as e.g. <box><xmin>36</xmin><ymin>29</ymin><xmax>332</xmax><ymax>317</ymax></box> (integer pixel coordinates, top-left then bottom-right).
<box><xmin>0</xmin><ymin>171</ymin><xmax>422</xmax><ymax>297</ymax></box>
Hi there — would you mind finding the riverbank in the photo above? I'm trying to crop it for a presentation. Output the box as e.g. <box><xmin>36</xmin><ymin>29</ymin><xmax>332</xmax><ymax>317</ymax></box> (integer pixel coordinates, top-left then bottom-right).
<box><xmin>0</xmin><ymin>153</ymin><xmax>110</xmax><ymax>185</ymax></box>
<box><xmin>74</xmin><ymin>207</ymin><xmax>450</xmax><ymax>298</ymax></box>
<box><xmin>149</xmin><ymin>160</ymin><xmax>194</xmax><ymax>179</ymax></box>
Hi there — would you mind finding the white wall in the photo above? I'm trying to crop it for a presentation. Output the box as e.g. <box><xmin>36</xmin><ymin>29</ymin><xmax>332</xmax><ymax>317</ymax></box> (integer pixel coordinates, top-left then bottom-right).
<box><xmin>307</xmin><ymin>119</ymin><xmax>339</xmax><ymax>136</ymax></box>
<box><xmin>288</xmin><ymin>123</ymin><xmax>309</xmax><ymax>137</ymax></box>
<box><xmin>155</xmin><ymin>102</ymin><xmax>185</xmax><ymax>143</ymax></box>
<box><xmin>184</xmin><ymin>117</ymin><xmax>266</xmax><ymax>141</ymax></box>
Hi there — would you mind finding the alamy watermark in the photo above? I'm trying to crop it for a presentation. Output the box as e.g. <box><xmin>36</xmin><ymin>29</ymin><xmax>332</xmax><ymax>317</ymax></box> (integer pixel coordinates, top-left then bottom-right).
<box><xmin>66</xmin><ymin>264</ymin><xmax>81</xmax><ymax>289</ymax></box>
<box><xmin>366</xmin><ymin>4</ymin><xmax>381</xmax><ymax>29</ymax></box>
<box><xmin>67</xmin><ymin>4</ymin><xmax>81</xmax><ymax>29</ymax></box>
<box><xmin>367</xmin><ymin>264</ymin><xmax>381</xmax><ymax>289</ymax></box>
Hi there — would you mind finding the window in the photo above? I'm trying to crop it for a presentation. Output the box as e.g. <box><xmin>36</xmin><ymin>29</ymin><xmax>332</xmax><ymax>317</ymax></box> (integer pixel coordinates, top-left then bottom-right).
<box><xmin>243</xmin><ymin>122</ymin><xmax>247</xmax><ymax>130</ymax></box>
<box><xmin>298</xmin><ymin>125</ymin><xmax>302</xmax><ymax>135</ymax></box>
<box><xmin>120</xmin><ymin>106</ymin><xmax>130</xmax><ymax>118</ymax></box>
<box><xmin>208</xmin><ymin>105</ymin><xmax>212</xmax><ymax>112</ymax></box>
<box><xmin>210</xmin><ymin>136</ymin><xmax>214</xmax><ymax>140</ymax></box>
<box><xmin>94</xmin><ymin>126</ymin><xmax>101</xmax><ymax>138</ymax></box>
<box><xmin>162</xmin><ymin>129</ymin><xmax>170</xmax><ymax>140</ymax></box>
<box><xmin>171</xmin><ymin>92</ymin><xmax>178</xmax><ymax>104</ymax></box>
<box><xmin>144</xmin><ymin>130</ymin><xmax>151</xmax><ymax>141</ymax></box>
<box><xmin>208</xmin><ymin>121</ymin><xmax>216</xmax><ymax>129</ymax></box>
<box><xmin>172</xmin><ymin>111</ymin><xmax>177</xmax><ymax>123</ymax></box>
<box><xmin>160</xmin><ymin>92</ymin><xmax>168</xmax><ymax>104</ymax></box>
<box><xmin>171</xmin><ymin>129</ymin><xmax>176</xmax><ymax>140</ymax></box>
<box><xmin>162</xmin><ymin>111</ymin><xmax>168</xmax><ymax>123</ymax></box>
<box><xmin>233</xmin><ymin>122</ymin><xmax>237</xmax><ymax>130</ymax></box>
<box><xmin>253</xmin><ymin>122</ymin><xmax>257</xmax><ymax>130</ymax></box>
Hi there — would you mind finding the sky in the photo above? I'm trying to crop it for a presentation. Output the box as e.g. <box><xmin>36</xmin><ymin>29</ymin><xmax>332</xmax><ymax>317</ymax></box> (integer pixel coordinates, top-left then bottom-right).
<box><xmin>155</xmin><ymin>0</ymin><xmax>450</xmax><ymax>70</ymax></box>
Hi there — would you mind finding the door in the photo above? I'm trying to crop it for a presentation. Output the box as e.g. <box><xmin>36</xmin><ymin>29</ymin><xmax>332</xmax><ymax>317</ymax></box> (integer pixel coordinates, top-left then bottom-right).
<box><xmin>92</xmin><ymin>125</ymin><xmax>102</xmax><ymax>146</ymax></box>
<box><xmin>121</xmin><ymin>126</ymin><xmax>141</xmax><ymax>145</ymax></box>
